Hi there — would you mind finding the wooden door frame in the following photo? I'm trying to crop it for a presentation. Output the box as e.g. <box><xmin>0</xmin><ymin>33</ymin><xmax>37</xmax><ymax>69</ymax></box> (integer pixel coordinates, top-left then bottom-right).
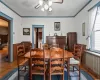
<box><xmin>32</xmin><ymin>25</ymin><xmax>44</xmax><ymax>48</ymax></box>
<box><xmin>0</xmin><ymin>12</ymin><xmax>13</xmax><ymax>62</ymax></box>
<box><xmin>36</xmin><ymin>28</ymin><xmax>38</xmax><ymax>48</ymax></box>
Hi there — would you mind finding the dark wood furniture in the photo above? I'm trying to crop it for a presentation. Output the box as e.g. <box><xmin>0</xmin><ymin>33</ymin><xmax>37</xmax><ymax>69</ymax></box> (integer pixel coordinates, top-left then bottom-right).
<box><xmin>0</xmin><ymin>34</ymin><xmax>8</xmax><ymax>45</ymax></box>
<box><xmin>67</xmin><ymin>32</ymin><xmax>77</xmax><ymax>52</ymax></box>
<box><xmin>46</xmin><ymin>36</ymin><xmax>66</xmax><ymax>49</ymax></box>
<box><xmin>21</xmin><ymin>41</ymin><xmax>32</xmax><ymax>53</ymax></box>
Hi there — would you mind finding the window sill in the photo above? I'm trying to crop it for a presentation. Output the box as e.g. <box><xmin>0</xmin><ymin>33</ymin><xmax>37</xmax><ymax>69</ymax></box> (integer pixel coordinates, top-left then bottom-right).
<box><xmin>85</xmin><ymin>50</ymin><xmax>100</xmax><ymax>57</ymax></box>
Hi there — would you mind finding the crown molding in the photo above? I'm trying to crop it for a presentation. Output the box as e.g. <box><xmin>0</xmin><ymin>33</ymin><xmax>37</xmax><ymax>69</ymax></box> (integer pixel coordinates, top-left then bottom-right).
<box><xmin>74</xmin><ymin>0</ymin><xmax>92</xmax><ymax>17</ymax></box>
<box><xmin>88</xmin><ymin>1</ymin><xmax>100</xmax><ymax>11</ymax></box>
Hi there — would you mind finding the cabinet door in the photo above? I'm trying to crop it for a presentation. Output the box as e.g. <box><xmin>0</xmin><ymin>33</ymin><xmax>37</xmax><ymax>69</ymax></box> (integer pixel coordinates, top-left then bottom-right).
<box><xmin>67</xmin><ymin>32</ymin><xmax>77</xmax><ymax>51</ymax></box>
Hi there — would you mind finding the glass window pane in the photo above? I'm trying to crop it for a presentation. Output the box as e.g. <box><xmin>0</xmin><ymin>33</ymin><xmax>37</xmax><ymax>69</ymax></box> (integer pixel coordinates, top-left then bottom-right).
<box><xmin>94</xmin><ymin>31</ymin><xmax>100</xmax><ymax>50</ymax></box>
<box><xmin>94</xmin><ymin>14</ymin><xmax>100</xmax><ymax>30</ymax></box>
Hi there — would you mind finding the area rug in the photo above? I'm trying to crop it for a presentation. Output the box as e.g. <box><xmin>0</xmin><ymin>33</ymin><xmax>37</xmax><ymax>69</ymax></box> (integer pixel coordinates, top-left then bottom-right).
<box><xmin>0</xmin><ymin>68</ymin><xmax>94</xmax><ymax>80</ymax></box>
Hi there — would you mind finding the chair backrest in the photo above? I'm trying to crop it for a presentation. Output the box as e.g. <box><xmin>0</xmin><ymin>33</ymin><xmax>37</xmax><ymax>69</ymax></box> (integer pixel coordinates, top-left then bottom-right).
<box><xmin>17</xmin><ymin>43</ymin><xmax>25</xmax><ymax>56</ymax></box>
<box><xmin>17</xmin><ymin>43</ymin><xmax>26</xmax><ymax>66</ymax></box>
<box><xmin>42</xmin><ymin>43</ymin><xmax>48</xmax><ymax>49</ymax></box>
<box><xmin>49</xmin><ymin>47</ymin><xmax>64</xmax><ymax>75</ymax></box>
<box><xmin>73</xmin><ymin>44</ymin><xmax>83</xmax><ymax>61</ymax></box>
<box><xmin>30</xmin><ymin>48</ymin><xmax>45</xmax><ymax>74</ymax></box>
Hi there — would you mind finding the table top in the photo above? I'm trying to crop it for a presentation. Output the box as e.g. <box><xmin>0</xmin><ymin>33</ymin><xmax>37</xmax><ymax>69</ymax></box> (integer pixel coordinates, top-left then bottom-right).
<box><xmin>24</xmin><ymin>49</ymin><xmax>73</xmax><ymax>59</ymax></box>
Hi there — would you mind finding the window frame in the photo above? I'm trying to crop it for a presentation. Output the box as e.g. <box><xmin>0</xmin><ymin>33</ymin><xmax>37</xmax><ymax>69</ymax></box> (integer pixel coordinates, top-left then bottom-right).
<box><xmin>90</xmin><ymin>6</ymin><xmax>100</xmax><ymax>53</ymax></box>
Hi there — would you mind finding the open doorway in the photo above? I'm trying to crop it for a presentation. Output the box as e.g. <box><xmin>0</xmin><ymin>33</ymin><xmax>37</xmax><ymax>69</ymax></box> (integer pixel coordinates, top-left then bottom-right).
<box><xmin>34</xmin><ymin>28</ymin><xmax>42</xmax><ymax>48</ymax></box>
<box><xmin>32</xmin><ymin>25</ymin><xmax>44</xmax><ymax>48</ymax></box>
<box><xmin>0</xmin><ymin>16</ymin><xmax>10</xmax><ymax>62</ymax></box>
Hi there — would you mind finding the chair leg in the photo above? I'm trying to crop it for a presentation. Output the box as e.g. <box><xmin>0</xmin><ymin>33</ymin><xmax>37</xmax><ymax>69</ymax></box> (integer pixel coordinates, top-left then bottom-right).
<box><xmin>73</xmin><ymin>66</ymin><xmax>74</xmax><ymax>72</ymax></box>
<box><xmin>63</xmin><ymin>74</ymin><xmax>64</xmax><ymax>80</ymax></box>
<box><xmin>44</xmin><ymin>73</ymin><xmax>45</xmax><ymax>80</ymax></box>
<box><xmin>25</xmin><ymin>66</ymin><xmax>26</xmax><ymax>71</ymax></box>
<box><xmin>49</xmin><ymin>73</ymin><xmax>50</xmax><ymax>80</ymax></box>
<box><xmin>79</xmin><ymin>65</ymin><xmax>80</xmax><ymax>80</ymax></box>
<box><xmin>18</xmin><ymin>66</ymin><xmax>20</xmax><ymax>80</ymax></box>
<box><xmin>67</xmin><ymin>61</ymin><xmax>70</xmax><ymax>80</ymax></box>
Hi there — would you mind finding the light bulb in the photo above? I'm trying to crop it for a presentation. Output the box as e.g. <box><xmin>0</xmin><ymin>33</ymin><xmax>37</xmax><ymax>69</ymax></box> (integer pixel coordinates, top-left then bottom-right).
<box><xmin>39</xmin><ymin>0</ymin><xmax>43</xmax><ymax>6</ymax></box>
<box><xmin>48</xmin><ymin>0</ymin><xmax>52</xmax><ymax>6</ymax></box>
<box><xmin>44</xmin><ymin>4</ymin><xmax>49</xmax><ymax>10</ymax></box>
<box><xmin>49</xmin><ymin>7</ymin><xmax>52</xmax><ymax>11</ymax></box>
<box><xmin>41</xmin><ymin>8</ymin><xmax>45</xmax><ymax>11</ymax></box>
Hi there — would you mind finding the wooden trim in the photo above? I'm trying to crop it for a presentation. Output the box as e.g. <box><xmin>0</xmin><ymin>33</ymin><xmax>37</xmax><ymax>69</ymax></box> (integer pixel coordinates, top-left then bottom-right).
<box><xmin>13</xmin><ymin>43</ymin><xmax>19</xmax><ymax>61</ymax></box>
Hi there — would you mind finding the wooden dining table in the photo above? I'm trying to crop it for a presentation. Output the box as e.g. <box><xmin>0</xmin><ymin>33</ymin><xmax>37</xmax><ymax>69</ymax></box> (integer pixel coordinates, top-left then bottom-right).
<box><xmin>24</xmin><ymin>49</ymin><xmax>73</xmax><ymax>80</ymax></box>
<box><xmin>24</xmin><ymin>49</ymin><xmax>73</xmax><ymax>59</ymax></box>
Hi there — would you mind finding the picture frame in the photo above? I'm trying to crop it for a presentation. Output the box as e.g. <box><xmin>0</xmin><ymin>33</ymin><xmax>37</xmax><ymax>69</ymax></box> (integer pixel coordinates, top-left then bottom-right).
<box><xmin>54</xmin><ymin>22</ymin><xmax>60</xmax><ymax>31</ymax></box>
<box><xmin>82</xmin><ymin>22</ymin><xmax>85</xmax><ymax>36</ymax></box>
<box><xmin>23</xmin><ymin>28</ymin><xmax>30</xmax><ymax>35</ymax></box>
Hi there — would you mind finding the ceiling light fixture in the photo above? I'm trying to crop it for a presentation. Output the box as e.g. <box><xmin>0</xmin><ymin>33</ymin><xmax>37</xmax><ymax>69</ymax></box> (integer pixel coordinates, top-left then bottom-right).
<box><xmin>39</xmin><ymin>0</ymin><xmax>53</xmax><ymax>12</ymax></box>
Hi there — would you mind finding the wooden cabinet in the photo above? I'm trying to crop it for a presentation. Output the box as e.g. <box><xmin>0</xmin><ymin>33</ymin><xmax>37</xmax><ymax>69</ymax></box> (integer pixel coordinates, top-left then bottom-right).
<box><xmin>0</xmin><ymin>35</ymin><xmax>8</xmax><ymax>45</ymax></box>
<box><xmin>67</xmin><ymin>32</ymin><xmax>77</xmax><ymax>52</ymax></box>
<box><xmin>46</xmin><ymin>36</ymin><xmax>66</xmax><ymax>49</ymax></box>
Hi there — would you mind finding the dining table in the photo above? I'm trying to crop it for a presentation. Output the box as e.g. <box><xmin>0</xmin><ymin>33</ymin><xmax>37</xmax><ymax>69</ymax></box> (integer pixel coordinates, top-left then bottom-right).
<box><xmin>24</xmin><ymin>49</ymin><xmax>73</xmax><ymax>80</ymax></box>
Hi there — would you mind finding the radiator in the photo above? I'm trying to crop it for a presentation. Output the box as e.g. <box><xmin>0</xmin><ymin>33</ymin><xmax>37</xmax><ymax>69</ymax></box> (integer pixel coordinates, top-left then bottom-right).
<box><xmin>84</xmin><ymin>51</ymin><xmax>100</xmax><ymax>78</ymax></box>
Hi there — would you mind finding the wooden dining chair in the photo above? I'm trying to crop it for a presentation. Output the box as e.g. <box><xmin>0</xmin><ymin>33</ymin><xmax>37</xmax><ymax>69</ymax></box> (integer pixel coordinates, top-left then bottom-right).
<box><xmin>30</xmin><ymin>48</ymin><xmax>46</xmax><ymax>80</ymax></box>
<box><xmin>42</xmin><ymin>43</ymin><xmax>49</xmax><ymax>50</ymax></box>
<box><xmin>17</xmin><ymin>43</ymin><xmax>28</xmax><ymax>80</ymax></box>
<box><xmin>67</xmin><ymin>44</ymin><xmax>83</xmax><ymax>80</ymax></box>
<box><xmin>49</xmin><ymin>47</ymin><xmax>65</xmax><ymax>80</ymax></box>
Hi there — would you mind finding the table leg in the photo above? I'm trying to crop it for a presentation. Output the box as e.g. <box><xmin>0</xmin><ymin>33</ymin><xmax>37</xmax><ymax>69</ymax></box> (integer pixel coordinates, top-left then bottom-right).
<box><xmin>29</xmin><ymin>58</ymin><xmax>32</xmax><ymax>80</ymax></box>
<box><xmin>67</xmin><ymin>58</ymin><xmax>70</xmax><ymax>80</ymax></box>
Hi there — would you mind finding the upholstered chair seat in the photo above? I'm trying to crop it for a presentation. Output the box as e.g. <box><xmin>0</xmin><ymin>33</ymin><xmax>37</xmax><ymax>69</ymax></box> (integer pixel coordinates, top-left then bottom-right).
<box><xmin>70</xmin><ymin>57</ymin><xmax>80</xmax><ymax>64</ymax></box>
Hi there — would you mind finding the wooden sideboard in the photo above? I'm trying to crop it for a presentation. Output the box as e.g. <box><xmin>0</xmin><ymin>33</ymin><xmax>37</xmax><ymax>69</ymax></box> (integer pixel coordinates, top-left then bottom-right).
<box><xmin>46</xmin><ymin>36</ymin><xmax>66</xmax><ymax>49</ymax></box>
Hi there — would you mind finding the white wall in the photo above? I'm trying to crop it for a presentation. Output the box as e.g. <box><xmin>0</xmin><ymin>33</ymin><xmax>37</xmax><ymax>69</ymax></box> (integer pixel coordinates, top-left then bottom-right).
<box><xmin>0</xmin><ymin>2</ymin><xmax>22</xmax><ymax>44</ymax></box>
<box><xmin>75</xmin><ymin>0</ymin><xmax>100</xmax><ymax>45</ymax></box>
<box><xmin>1</xmin><ymin>0</ymin><xmax>99</xmax><ymax>45</ymax></box>
<box><xmin>21</xmin><ymin>18</ymin><xmax>76</xmax><ymax>43</ymax></box>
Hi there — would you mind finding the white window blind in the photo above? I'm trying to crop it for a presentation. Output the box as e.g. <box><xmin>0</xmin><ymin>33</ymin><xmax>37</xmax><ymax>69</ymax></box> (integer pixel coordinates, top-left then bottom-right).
<box><xmin>93</xmin><ymin>8</ymin><xmax>100</xmax><ymax>51</ymax></box>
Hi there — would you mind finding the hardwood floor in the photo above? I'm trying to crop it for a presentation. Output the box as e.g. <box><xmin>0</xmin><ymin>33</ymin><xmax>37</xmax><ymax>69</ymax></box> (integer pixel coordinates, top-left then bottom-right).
<box><xmin>0</xmin><ymin>48</ymin><xmax>8</xmax><ymax>60</ymax></box>
<box><xmin>0</xmin><ymin>60</ymin><xmax>17</xmax><ymax>79</ymax></box>
<box><xmin>0</xmin><ymin>60</ymin><xmax>99</xmax><ymax>80</ymax></box>
<box><xmin>80</xmin><ymin>65</ymin><xmax>100</xmax><ymax>80</ymax></box>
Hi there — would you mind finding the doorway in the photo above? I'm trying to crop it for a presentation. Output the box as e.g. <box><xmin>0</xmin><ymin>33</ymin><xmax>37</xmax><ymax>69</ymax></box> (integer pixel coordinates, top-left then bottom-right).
<box><xmin>0</xmin><ymin>16</ymin><xmax>10</xmax><ymax>62</ymax></box>
<box><xmin>32</xmin><ymin>25</ymin><xmax>44</xmax><ymax>48</ymax></box>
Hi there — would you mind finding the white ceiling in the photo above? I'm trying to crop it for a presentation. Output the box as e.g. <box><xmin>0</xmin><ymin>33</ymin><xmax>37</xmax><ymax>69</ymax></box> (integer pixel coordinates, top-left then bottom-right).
<box><xmin>1</xmin><ymin>0</ymin><xmax>91</xmax><ymax>17</ymax></box>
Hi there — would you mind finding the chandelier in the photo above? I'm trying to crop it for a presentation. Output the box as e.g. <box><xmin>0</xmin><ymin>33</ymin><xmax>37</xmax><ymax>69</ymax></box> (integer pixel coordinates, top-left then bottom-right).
<box><xmin>39</xmin><ymin>0</ymin><xmax>53</xmax><ymax>12</ymax></box>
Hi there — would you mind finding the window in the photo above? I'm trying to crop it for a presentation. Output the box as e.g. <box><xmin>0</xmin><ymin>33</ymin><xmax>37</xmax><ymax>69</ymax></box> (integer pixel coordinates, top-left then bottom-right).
<box><xmin>90</xmin><ymin>7</ymin><xmax>100</xmax><ymax>52</ymax></box>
